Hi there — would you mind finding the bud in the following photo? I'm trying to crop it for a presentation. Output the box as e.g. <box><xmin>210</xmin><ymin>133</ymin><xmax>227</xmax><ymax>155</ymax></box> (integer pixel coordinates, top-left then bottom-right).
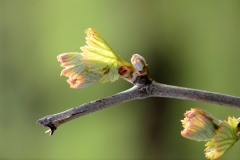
<box><xmin>181</xmin><ymin>109</ymin><xmax>240</xmax><ymax>159</ymax></box>
<box><xmin>181</xmin><ymin>108</ymin><xmax>221</xmax><ymax>141</ymax></box>
<box><xmin>118</xmin><ymin>65</ymin><xmax>133</xmax><ymax>78</ymax></box>
<box><xmin>131</xmin><ymin>54</ymin><xmax>147</xmax><ymax>75</ymax></box>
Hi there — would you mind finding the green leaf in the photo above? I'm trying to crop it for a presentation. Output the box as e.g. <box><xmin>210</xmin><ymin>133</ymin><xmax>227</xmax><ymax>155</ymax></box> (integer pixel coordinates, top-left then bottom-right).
<box><xmin>81</xmin><ymin>28</ymin><xmax>132</xmax><ymax>83</ymax></box>
<box><xmin>57</xmin><ymin>28</ymin><xmax>133</xmax><ymax>89</ymax></box>
<box><xmin>204</xmin><ymin>117</ymin><xmax>240</xmax><ymax>160</ymax></box>
<box><xmin>57</xmin><ymin>52</ymin><xmax>102</xmax><ymax>89</ymax></box>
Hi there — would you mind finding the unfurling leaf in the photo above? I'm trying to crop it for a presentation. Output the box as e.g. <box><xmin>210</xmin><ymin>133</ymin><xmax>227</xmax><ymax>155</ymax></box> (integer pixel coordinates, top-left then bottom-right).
<box><xmin>204</xmin><ymin>117</ymin><xmax>240</xmax><ymax>160</ymax></box>
<box><xmin>181</xmin><ymin>108</ymin><xmax>240</xmax><ymax>160</ymax></box>
<box><xmin>181</xmin><ymin>108</ymin><xmax>221</xmax><ymax>141</ymax></box>
<box><xmin>57</xmin><ymin>28</ymin><xmax>133</xmax><ymax>89</ymax></box>
<box><xmin>81</xmin><ymin>28</ymin><xmax>132</xmax><ymax>83</ymax></box>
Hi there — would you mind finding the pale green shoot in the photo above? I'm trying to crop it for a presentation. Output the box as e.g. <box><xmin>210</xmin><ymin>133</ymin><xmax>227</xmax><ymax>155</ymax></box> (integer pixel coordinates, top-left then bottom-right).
<box><xmin>57</xmin><ymin>28</ymin><xmax>133</xmax><ymax>89</ymax></box>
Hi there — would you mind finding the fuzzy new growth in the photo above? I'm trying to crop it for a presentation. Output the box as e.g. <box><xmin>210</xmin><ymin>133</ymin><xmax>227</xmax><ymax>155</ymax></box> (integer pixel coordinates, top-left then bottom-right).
<box><xmin>57</xmin><ymin>28</ymin><xmax>143</xmax><ymax>89</ymax></box>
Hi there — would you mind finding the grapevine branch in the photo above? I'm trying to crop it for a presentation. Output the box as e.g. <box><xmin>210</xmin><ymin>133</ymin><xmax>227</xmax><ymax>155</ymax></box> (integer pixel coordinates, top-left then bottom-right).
<box><xmin>37</xmin><ymin>28</ymin><xmax>240</xmax><ymax>160</ymax></box>
<box><xmin>37</xmin><ymin>75</ymin><xmax>240</xmax><ymax>135</ymax></box>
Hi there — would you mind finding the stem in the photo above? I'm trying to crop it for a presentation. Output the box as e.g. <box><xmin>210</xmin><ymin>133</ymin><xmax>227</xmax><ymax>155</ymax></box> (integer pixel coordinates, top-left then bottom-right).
<box><xmin>150</xmin><ymin>81</ymin><xmax>240</xmax><ymax>109</ymax></box>
<box><xmin>37</xmin><ymin>77</ymin><xmax>240</xmax><ymax>135</ymax></box>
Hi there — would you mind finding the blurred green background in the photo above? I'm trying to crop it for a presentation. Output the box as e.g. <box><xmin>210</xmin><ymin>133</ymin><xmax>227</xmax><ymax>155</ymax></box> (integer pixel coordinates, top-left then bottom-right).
<box><xmin>1</xmin><ymin>0</ymin><xmax>240</xmax><ymax>159</ymax></box>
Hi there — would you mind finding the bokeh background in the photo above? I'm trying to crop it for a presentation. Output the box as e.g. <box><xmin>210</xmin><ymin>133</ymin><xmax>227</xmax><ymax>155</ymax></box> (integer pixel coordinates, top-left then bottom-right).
<box><xmin>1</xmin><ymin>0</ymin><xmax>240</xmax><ymax>159</ymax></box>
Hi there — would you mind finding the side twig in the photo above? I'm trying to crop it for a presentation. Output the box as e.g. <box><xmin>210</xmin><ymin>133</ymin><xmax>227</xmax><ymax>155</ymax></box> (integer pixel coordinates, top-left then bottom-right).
<box><xmin>37</xmin><ymin>76</ymin><xmax>151</xmax><ymax>135</ymax></box>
